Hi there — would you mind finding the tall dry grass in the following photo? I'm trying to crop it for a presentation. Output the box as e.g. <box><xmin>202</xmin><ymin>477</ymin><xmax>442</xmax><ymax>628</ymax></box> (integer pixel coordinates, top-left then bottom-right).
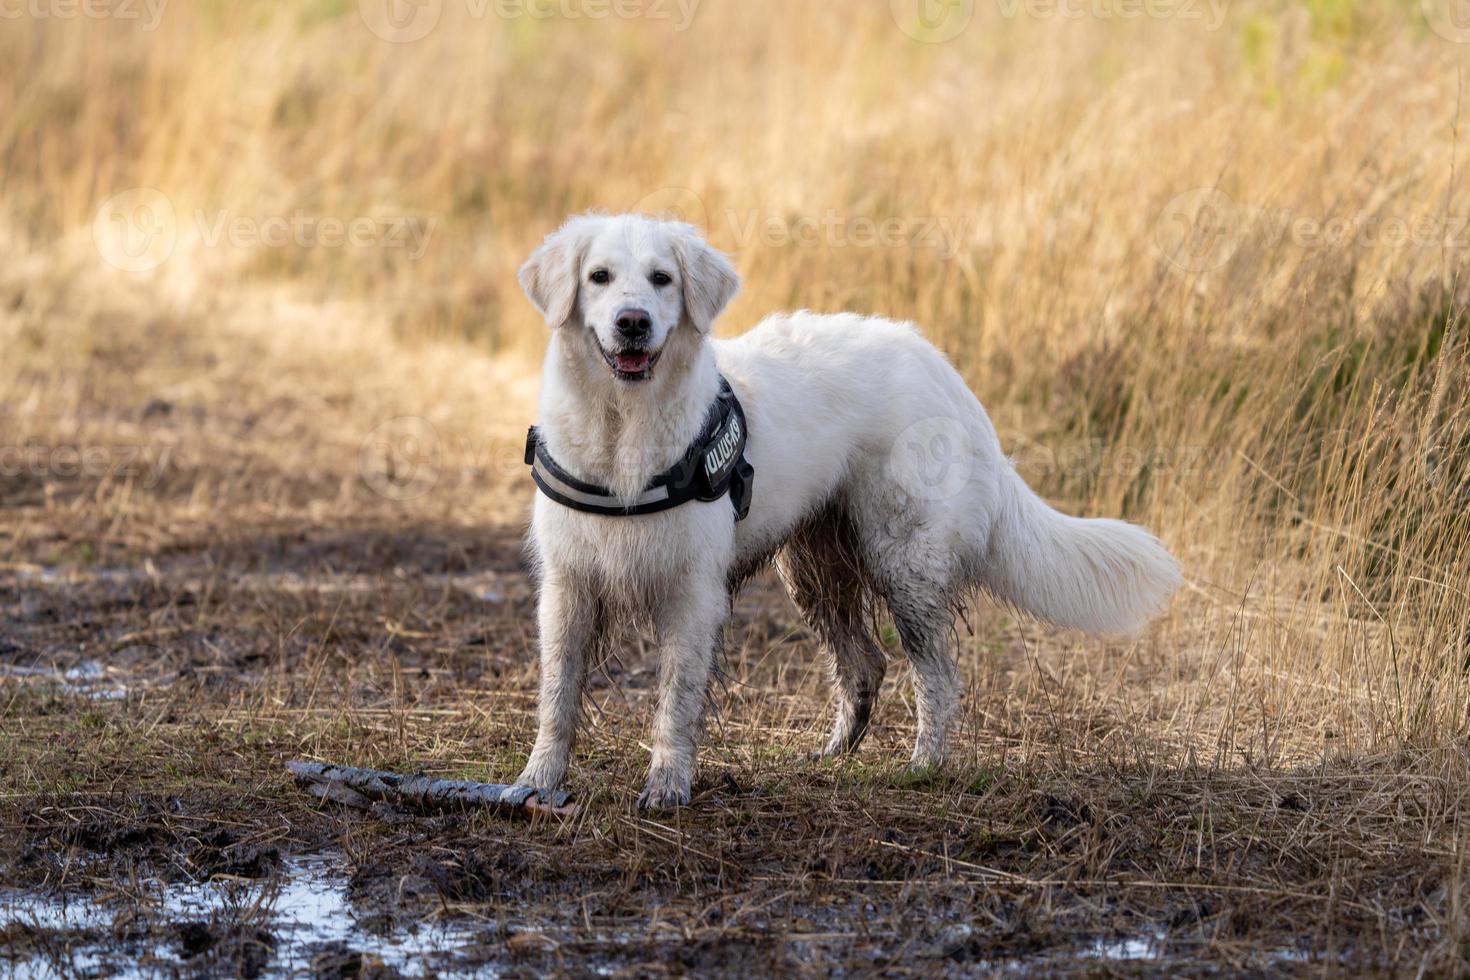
<box><xmin>1</xmin><ymin>0</ymin><xmax>1468</xmax><ymax>766</ymax></box>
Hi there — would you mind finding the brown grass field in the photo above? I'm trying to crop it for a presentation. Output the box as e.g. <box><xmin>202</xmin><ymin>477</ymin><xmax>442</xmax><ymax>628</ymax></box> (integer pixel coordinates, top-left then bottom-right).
<box><xmin>3</xmin><ymin>0</ymin><xmax>1470</xmax><ymax>975</ymax></box>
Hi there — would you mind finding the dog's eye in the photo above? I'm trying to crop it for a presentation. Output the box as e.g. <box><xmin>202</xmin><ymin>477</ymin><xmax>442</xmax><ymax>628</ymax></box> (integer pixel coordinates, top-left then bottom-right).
<box><xmin>650</xmin><ymin>271</ymin><xmax>673</xmax><ymax>288</ymax></box>
<box><xmin>589</xmin><ymin>269</ymin><xmax>611</xmax><ymax>285</ymax></box>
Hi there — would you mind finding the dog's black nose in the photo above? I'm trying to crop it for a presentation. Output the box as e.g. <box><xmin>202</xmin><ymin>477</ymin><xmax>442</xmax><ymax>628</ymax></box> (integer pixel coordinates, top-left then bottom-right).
<box><xmin>616</xmin><ymin>309</ymin><xmax>652</xmax><ymax>340</ymax></box>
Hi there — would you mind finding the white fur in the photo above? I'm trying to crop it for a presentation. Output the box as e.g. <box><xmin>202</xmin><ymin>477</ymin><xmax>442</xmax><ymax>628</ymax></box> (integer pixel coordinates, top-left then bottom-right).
<box><xmin>516</xmin><ymin>213</ymin><xmax>1182</xmax><ymax>809</ymax></box>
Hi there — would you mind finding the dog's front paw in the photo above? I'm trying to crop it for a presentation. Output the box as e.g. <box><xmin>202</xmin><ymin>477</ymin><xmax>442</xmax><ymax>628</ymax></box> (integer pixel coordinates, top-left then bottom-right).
<box><xmin>636</xmin><ymin>767</ymin><xmax>692</xmax><ymax>810</ymax></box>
<box><xmin>516</xmin><ymin>758</ymin><xmax>567</xmax><ymax>793</ymax></box>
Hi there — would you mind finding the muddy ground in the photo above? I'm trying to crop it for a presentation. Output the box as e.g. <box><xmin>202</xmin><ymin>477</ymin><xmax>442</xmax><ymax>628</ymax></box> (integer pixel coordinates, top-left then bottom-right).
<box><xmin>0</xmin><ymin>504</ymin><xmax>1461</xmax><ymax>978</ymax></box>
<box><xmin>0</xmin><ymin>293</ymin><xmax>1462</xmax><ymax>977</ymax></box>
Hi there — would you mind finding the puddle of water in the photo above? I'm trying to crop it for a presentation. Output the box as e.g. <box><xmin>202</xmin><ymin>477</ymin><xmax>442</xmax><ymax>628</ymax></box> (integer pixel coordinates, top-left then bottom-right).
<box><xmin>61</xmin><ymin>660</ymin><xmax>131</xmax><ymax>700</ymax></box>
<box><xmin>4</xmin><ymin>564</ymin><xmax>144</xmax><ymax>587</ymax></box>
<box><xmin>964</xmin><ymin>925</ymin><xmax>1314</xmax><ymax>973</ymax></box>
<box><xmin>0</xmin><ymin>854</ymin><xmax>498</xmax><ymax>978</ymax></box>
<box><xmin>1083</xmin><ymin>929</ymin><xmax>1164</xmax><ymax>961</ymax></box>
<box><xmin>918</xmin><ymin>922</ymin><xmax>1170</xmax><ymax>971</ymax></box>
<box><xmin>0</xmin><ymin>660</ymin><xmax>133</xmax><ymax>701</ymax></box>
<box><xmin>1</xmin><ymin>856</ymin><xmax>1324</xmax><ymax>978</ymax></box>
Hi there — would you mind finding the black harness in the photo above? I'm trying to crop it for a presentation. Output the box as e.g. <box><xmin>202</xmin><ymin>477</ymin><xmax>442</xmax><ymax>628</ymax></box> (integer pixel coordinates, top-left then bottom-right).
<box><xmin>525</xmin><ymin>378</ymin><xmax>754</xmax><ymax>521</ymax></box>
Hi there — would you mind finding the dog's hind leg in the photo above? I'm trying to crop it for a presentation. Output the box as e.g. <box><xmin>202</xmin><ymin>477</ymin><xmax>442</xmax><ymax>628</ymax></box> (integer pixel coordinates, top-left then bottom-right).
<box><xmin>775</xmin><ymin>509</ymin><xmax>887</xmax><ymax>757</ymax></box>
<box><xmin>884</xmin><ymin>588</ymin><xmax>961</xmax><ymax>770</ymax></box>
<box><xmin>854</xmin><ymin>514</ymin><xmax>963</xmax><ymax>770</ymax></box>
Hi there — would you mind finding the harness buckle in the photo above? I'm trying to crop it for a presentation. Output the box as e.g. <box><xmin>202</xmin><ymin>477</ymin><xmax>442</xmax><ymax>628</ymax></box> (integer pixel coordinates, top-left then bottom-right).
<box><xmin>729</xmin><ymin>459</ymin><xmax>754</xmax><ymax>522</ymax></box>
<box><xmin>524</xmin><ymin>427</ymin><xmax>540</xmax><ymax>466</ymax></box>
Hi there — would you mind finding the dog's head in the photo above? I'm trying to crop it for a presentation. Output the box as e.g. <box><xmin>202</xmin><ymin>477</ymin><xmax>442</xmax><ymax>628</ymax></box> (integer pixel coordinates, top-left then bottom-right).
<box><xmin>518</xmin><ymin>213</ymin><xmax>740</xmax><ymax>383</ymax></box>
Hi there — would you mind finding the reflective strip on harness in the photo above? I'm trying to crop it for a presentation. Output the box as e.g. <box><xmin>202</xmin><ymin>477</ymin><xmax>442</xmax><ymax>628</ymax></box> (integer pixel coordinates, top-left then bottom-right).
<box><xmin>531</xmin><ymin>457</ymin><xmax>673</xmax><ymax>511</ymax></box>
<box><xmin>526</xmin><ymin>377</ymin><xmax>754</xmax><ymax>521</ymax></box>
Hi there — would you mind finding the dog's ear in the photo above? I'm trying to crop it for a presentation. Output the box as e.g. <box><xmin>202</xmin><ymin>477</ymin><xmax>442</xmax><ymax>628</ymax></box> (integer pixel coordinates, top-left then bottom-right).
<box><xmin>519</xmin><ymin>221</ymin><xmax>589</xmax><ymax>329</ymax></box>
<box><xmin>671</xmin><ymin>225</ymin><xmax>740</xmax><ymax>334</ymax></box>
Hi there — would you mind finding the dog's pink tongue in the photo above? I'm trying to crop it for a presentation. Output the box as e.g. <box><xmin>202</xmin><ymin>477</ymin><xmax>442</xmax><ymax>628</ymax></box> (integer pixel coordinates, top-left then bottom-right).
<box><xmin>616</xmin><ymin>352</ymin><xmax>651</xmax><ymax>373</ymax></box>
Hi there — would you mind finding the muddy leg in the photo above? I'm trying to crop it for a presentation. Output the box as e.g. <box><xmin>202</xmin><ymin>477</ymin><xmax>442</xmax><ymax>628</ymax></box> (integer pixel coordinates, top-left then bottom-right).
<box><xmin>517</xmin><ymin>568</ymin><xmax>598</xmax><ymax>791</ymax></box>
<box><xmin>776</xmin><ymin>514</ymin><xmax>887</xmax><ymax>756</ymax></box>
<box><xmin>638</xmin><ymin>574</ymin><xmax>728</xmax><ymax>810</ymax></box>
<box><xmin>887</xmin><ymin>592</ymin><xmax>960</xmax><ymax>769</ymax></box>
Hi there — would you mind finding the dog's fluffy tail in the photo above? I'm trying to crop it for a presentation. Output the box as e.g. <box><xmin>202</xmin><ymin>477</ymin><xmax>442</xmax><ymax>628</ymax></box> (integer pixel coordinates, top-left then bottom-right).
<box><xmin>979</xmin><ymin>467</ymin><xmax>1182</xmax><ymax>635</ymax></box>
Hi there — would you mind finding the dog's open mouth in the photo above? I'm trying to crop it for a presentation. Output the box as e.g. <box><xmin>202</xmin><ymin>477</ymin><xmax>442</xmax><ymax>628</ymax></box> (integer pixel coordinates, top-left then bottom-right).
<box><xmin>600</xmin><ymin>345</ymin><xmax>662</xmax><ymax>382</ymax></box>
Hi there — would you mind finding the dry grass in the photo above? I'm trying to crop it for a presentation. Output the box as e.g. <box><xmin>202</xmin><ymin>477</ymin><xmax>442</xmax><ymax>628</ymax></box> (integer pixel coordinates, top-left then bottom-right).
<box><xmin>2</xmin><ymin>0</ymin><xmax>1470</xmax><ymax>975</ymax></box>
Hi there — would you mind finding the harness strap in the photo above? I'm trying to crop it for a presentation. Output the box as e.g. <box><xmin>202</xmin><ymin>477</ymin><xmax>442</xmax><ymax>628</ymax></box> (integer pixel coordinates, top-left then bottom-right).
<box><xmin>525</xmin><ymin>378</ymin><xmax>754</xmax><ymax>522</ymax></box>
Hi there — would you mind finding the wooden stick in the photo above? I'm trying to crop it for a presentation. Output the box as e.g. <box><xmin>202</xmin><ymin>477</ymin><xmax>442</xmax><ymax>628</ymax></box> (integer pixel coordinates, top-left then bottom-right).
<box><xmin>286</xmin><ymin>760</ymin><xmax>580</xmax><ymax>818</ymax></box>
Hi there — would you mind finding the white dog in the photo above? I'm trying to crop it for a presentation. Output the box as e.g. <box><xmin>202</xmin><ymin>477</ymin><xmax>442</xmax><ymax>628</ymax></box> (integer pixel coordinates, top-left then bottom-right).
<box><xmin>515</xmin><ymin>213</ymin><xmax>1181</xmax><ymax>809</ymax></box>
